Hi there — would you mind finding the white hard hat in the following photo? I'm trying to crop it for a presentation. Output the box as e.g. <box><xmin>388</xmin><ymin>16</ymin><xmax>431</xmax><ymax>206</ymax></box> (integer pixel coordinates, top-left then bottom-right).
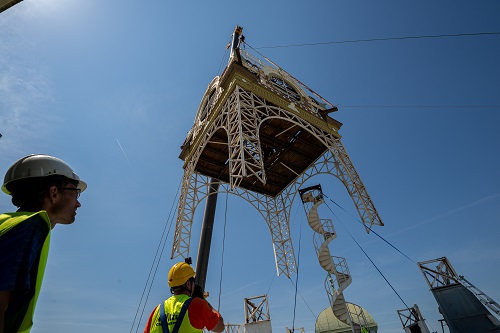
<box><xmin>2</xmin><ymin>154</ymin><xmax>87</xmax><ymax>195</ymax></box>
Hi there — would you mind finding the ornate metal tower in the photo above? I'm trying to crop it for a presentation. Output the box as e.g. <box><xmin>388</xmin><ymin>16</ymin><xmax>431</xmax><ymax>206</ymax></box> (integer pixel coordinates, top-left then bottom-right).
<box><xmin>170</xmin><ymin>26</ymin><xmax>384</xmax><ymax>278</ymax></box>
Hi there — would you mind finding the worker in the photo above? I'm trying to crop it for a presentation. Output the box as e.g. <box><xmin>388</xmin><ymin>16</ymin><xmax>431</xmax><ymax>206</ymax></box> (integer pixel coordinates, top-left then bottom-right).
<box><xmin>0</xmin><ymin>154</ymin><xmax>86</xmax><ymax>333</ymax></box>
<box><xmin>143</xmin><ymin>262</ymin><xmax>224</xmax><ymax>333</ymax></box>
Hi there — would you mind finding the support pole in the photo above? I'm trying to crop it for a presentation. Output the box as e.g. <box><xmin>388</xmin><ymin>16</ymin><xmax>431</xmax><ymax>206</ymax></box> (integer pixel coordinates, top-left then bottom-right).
<box><xmin>195</xmin><ymin>178</ymin><xmax>220</xmax><ymax>290</ymax></box>
<box><xmin>195</xmin><ymin>26</ymin><xmax>241</xmax><ymax>291</ymax></box>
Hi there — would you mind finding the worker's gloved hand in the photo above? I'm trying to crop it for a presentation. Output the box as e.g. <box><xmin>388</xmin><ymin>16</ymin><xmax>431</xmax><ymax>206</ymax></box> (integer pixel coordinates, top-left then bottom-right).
<box><xmin>192</xmin><ymin>284</ymin><xmax>205</xmax><ymax>298</ymax></box>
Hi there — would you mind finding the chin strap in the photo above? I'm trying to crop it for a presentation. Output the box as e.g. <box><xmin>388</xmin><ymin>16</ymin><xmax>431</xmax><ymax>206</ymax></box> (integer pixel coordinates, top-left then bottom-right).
<box><xmin>159</xmin><ymin>297</ymin><xmax>193</xmax><ymax>333</ymax></box>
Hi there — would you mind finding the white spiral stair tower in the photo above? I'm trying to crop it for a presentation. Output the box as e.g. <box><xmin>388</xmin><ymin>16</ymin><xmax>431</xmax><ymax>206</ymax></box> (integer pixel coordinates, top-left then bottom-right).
<box><xmin>299</xmin><ymin>184</ymin><xmax>370</xmax><ymax>333</ymax></box>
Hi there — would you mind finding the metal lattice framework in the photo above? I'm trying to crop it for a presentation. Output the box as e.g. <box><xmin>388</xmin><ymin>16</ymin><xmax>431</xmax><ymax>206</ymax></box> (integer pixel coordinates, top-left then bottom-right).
<box><xmin>418</xmin><ymin>257</ymin><xmax>500</xmax><ymax>318</ymax></box>
<box><xmin>171</xmin><ymin>37</ymin><xmax>383</xmax><ymax>278</ymax></box>
<box><xmin>171</xmin><ymin>81</ymin><xmax>383</xmax><ymax>277</ymax></box>
<box><xmin>224</xmin><ymin>324</ymin><xmax>244</xmax><ymax>333</ymax></box>
<box><xmin>245</xmin><ymin>294</ymin><xmax>271</xmax><ymax>323</ymax></box>
<box><xmin>418</xmin><ymin>257</ymin><xmax>460</xmax><ymax>289</ymax></box>
<box><xmin>397</xmin><ymin>304</ymin><xmax>431</xmax><ymax>333</ymax></box>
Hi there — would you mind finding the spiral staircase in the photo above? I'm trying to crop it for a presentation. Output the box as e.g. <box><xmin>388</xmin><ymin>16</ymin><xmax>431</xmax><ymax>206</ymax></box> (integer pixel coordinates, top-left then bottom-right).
<box><xmin>299</xmin><ymin>185</ymin><xmax>370</xmax><ymax>333</ymax></box>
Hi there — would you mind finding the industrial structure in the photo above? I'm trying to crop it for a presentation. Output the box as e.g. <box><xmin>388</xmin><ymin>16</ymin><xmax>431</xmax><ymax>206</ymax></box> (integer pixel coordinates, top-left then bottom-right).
<box><xmin>225</xmin><ymin>295</ymin><xmax>274</xmax><ymax>333</ymax></box>
<box><xmin>170</xmin><ymin>26</ymin><xmax>383</xmax><ymax>286</ymax></box>
<box><xmin>417</xmin><ymin>257</ymin><xmax>500</xmax><ymax>333</ymax></box>
<box><xmin>397</xmin><ymin>304</ymin><xmax>431</xmax><ymax>333</ymax></box>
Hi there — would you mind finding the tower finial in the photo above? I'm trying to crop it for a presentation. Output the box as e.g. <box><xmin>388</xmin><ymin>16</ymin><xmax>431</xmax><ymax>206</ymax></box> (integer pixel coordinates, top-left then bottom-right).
<box><xmin>229</xmin><ymin>25</ymin><xmax>244</xmax><ymax>64</ymax></box>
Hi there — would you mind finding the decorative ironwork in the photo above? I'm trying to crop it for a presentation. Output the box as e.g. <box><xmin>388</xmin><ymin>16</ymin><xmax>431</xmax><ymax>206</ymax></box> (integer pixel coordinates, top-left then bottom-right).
<box><xmin>172</xmin><ymin>46</ymin><xmax>383</xmax><ymax>279</ymax></box>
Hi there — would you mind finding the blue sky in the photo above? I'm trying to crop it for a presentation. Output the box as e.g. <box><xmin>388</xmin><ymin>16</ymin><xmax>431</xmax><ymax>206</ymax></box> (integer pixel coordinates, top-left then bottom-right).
<box><xmin>1</xmin><ymin>1</ymin><xmax>499</xmax><ymax>333</ymax></box>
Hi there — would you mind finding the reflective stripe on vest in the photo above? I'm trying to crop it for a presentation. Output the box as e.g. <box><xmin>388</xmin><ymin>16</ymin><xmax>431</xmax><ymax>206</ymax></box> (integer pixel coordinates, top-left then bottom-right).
<box><xmin>148</xmin><ymin>295</ymin><xmax>201</xmax><ymax>333</ymax></box>
<box><xmin>0</xmin><ymin>211</ymin><xmax>51</xmax><ymax>333</ymax></box>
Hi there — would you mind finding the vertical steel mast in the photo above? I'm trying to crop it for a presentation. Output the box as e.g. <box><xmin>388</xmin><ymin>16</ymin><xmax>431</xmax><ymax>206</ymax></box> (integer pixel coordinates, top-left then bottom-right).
<box><xmin>194</xmin><ymin>26</ymin><xmax>243</xmax><ymax>290</ymax></box>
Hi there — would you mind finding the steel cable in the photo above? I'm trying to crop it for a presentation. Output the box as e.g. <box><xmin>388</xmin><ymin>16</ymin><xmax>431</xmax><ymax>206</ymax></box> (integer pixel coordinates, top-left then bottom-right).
<box><xmin>130</xmin><ymin>179</ymin><xmax>181</xmax><ymax>332</ymax></box>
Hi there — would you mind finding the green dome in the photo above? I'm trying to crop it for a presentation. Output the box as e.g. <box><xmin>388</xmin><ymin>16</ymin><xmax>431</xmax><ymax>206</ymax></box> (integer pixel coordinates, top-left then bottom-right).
<box><xmin>315</xmin><ymin>303</ymin><xmax>378</xmax><ymax>333</ymax></box>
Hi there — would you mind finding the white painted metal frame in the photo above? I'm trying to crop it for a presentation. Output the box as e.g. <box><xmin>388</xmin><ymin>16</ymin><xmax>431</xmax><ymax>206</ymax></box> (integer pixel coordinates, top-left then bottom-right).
<box><xmin>171</xmin><ymin>84</ymin><xmax>383</xmax><ymax>278</ymax></box>
<box><xmin>244</xmin><ymin>294</ymin><xmax>271</xmax><ymax>323</ymax></box>
<box><xmin>418</xmin><ymin>257</ymin><xmax>460</xmax><ymax>289</ymax></box>
<box><xmin>397</xmin><ymin>304</ymin><xmax>431</xmax><ymax>333</ymax></box>
<box><xmin>224</xmin><ymin>324</ymin><xmax>244</xmax><ymax>333</ymax></box>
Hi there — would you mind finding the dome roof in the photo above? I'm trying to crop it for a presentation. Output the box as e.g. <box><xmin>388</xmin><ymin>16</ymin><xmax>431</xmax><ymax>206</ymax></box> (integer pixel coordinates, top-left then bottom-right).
<box><xmin>316</xmin><ymin>303</ymin><xmax>378</xmax><ymax>333</ymax></box>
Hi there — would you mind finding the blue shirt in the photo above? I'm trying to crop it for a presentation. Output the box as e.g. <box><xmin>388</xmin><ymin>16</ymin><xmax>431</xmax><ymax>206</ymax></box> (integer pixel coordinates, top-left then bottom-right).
<box><xmin>0</xmin><ymin>214</ymin><xmax>50</xmax><ymax>332</ymax></box>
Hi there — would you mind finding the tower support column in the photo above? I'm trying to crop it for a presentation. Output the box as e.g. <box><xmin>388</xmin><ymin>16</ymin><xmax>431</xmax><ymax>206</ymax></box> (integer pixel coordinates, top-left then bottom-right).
<box><xmin>195</xmin><ymin>178</ymin><xmax>220</xmax><ymax>290</ymax></box>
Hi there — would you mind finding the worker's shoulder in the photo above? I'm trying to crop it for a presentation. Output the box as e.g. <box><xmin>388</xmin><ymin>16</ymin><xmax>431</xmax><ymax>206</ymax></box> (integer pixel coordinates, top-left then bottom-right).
<box><xmin>189</xmin><ymin>297</ymin><xmax>213</xmax><ymax>310</ymax></box>
<box><xmin>0</xmin><ymin>211</ymin><xmax>50</xmax><ymax>236</ymax></box>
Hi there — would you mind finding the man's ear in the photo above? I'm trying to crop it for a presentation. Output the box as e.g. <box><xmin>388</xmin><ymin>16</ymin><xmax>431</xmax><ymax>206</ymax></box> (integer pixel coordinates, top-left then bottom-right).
<box><xmin>48</xmin><ymin>185</ymin><xmax>59</xmax><ymax>202</ymax></box>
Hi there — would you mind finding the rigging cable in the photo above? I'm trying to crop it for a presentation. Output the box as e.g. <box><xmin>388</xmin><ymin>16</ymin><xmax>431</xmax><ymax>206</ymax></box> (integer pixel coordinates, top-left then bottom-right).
<box><xmin>242</xmin><ymin>40</ymin><xmax>334</xmax><ymax>109</ymax></box>
<box><xmin>286</xmin><ymin>203</ymin><xmax>327</xmax><ymax>332</ymax></box>
<box><xmin>217</xmin><ymin>35</ymin><xmax>232</xmax><ymax>77</ymax></box>
<box><xmin>266</xmin><ymin>272</ymin><xmax>275</xmax><ymax>296</ymax></box>
<box><xmin>322</xmin><ymin>197</ymin><xmax>411</xmax><ymax>309</ymax></box>
<box><xmin>291</xmin><ymin>207</ymin><xmax>303</xmax><ymax>333</ymax></box>
<box><xmin>129</xmin><ymin>179</ymin><xmax>182</xmax><ymax>333</ymax></box>
<box><xmin>255</xmin><ymin>31</ymin><xmax>500</xmax><ymax>49</ymax></box>
<box><xmin>287</xmin><ymin>278</ymin><xmax>328</xmax><ymax>332</ymax></box>
<box><xmin>217</xmin><ymin>190</ymin><xmax>229</xmax><ymax>312</ymax></box>
<box><xmin>323</xmin><ymin>193</ymin><xmax>416</xmax><ymax>264</ymax></box>
<box><xmin>241</xmin><ymin>40</ymin><xmax>500</xmax><ymax>111</ymax></box>
<box><xmin>339</xmin><ymin>105</ymin><xmax>500</xmax><ymax>109</ymax></box>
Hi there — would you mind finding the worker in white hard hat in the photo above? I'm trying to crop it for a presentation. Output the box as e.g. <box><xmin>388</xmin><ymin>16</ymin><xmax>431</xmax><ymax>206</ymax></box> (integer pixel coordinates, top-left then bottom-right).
<box><xmin>143</xmin><ymin>262</ymin><xmax>224</xmax><ymax>333</ymax></box>
<box><xmin>0</xmin><ymin>154</ymin><xmax>86</xmax><ymax>333</ymax></box>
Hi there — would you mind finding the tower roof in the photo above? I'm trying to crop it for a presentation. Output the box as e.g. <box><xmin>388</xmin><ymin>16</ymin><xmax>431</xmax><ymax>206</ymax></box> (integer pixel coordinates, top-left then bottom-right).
<box><xmin>179</xmin><ymin>57</ymin><xmax>342</xmax><ymax>198</ymax></box>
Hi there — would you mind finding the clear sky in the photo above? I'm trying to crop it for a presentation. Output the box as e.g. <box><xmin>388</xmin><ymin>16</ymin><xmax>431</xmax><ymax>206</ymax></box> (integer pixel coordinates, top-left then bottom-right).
<box><xmin>1</xmin><ymin>1</ymin><xmax>499</xmax><ymax>333</ymax></box>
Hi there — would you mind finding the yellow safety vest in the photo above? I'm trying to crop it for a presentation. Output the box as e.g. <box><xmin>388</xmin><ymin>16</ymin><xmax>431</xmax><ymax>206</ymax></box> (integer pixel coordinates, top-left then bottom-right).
<box><xmin>148</xmin><ymin>295</ymin><xmax>201</xmax><ymax>333</ymax></box>
<box><xmin>0</xmin><ymin>211</ymin><xmax>51</xmax><ymax>333</ymax></box>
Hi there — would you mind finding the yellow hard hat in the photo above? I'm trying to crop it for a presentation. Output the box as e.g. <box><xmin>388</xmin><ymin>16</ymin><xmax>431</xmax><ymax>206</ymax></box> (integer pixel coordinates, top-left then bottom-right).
<box><xmin>168</xmin><ymin>262</ymin><xmax>195</xmax><ymax>288</ymax></box>
<box><xmin>2</xmin><ymin>154</ymin><xmax>87</xmax><ymax>195</ymax></box>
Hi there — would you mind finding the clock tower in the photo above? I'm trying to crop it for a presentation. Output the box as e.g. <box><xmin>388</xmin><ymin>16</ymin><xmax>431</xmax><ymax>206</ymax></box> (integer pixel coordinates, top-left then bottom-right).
<box><xmin>171</xmin><ymin>26</ymin><xmax>383</xmax><ymax>279</ymax></box>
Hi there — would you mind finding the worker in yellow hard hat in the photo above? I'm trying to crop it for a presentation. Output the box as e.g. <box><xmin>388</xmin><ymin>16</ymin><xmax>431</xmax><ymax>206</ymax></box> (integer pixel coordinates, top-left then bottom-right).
<box><xmin>143</xmin><ymin>262</ymin><xmax>224</xmax><ymax>333</ymax></box>
<box><xmin>0</xmin><ymin>154</ymin><xmax>86</xmax><ymax>333</ymax></box>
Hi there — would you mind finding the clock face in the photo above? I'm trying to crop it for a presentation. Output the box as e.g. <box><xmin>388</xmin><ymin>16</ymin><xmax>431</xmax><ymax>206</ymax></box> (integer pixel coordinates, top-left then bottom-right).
<box><xmin>198</xmin><ymin>88</ymin><xmax>217</xmax><ymax>122</ymax></box>
<box><xmin>195</xmin><ymin>76</ymin><xmax>221</xmax><ymax>125</ymax></box>
<box><xmin>269</xmin><ymin>75</ymin><xmax>302</xmax><ymax>102</ymax></box>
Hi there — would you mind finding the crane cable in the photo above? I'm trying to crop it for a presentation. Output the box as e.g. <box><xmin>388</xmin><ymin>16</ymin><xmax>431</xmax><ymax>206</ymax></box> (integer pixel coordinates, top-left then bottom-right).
<box><xmin>291</xmin><ymin>207</ymin><xmax>303</xmax><ymax>332</ymax></box>
<box><xmin>217</xmin><ymin>190</ymin><xmax>229</xmax><ymax>312</ymax></box>
<box><xmin>239</xmin><ymin>33</ymin><xmax>500</xmax><ymax>110</ymax></box>
<box><xmin>322</xmin><ymin>193</ymin><xmax>412</xmax><ymax>309</ymax></box>
<box><xmin>241</xmin><ymin>40</ymin><xmax>335</xmax><ymax>109</ymax></box>
<box><xmin>323</xmin><ymin>193</ymin><xmax>416</xmax><ymax>264</ymax></box>
<box><xmin>129</xmin><ymin>179</ymin><xmax>182</xmax><ymax>333</ymax></box>
<box><xmin>217</xmin><ymin>35</ymin><xmax>232</xmax><ymax>77</ymax></box>
<box><xmin>287</xmin><ymin>202</ymin><xmax>330</xmax><ymax>333</ymax></box>
<box><xmin>254</xmin><ymin>31</ymin><xmax>500</xmax><ymax>49</ymax></box>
